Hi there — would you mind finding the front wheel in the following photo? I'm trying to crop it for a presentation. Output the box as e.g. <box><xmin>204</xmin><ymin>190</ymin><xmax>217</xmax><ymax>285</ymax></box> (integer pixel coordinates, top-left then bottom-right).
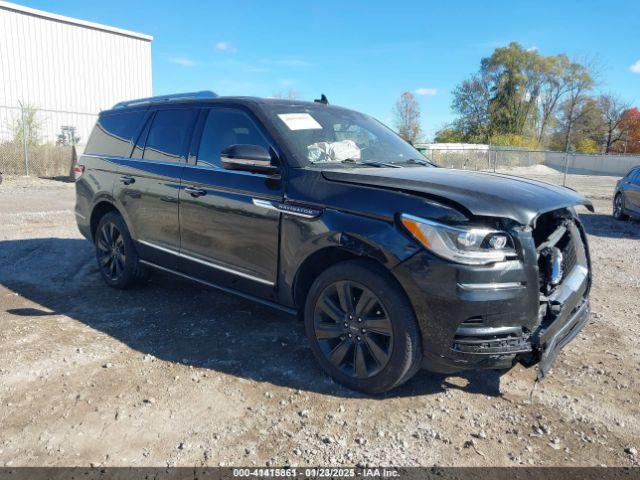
<box><xmin>95</xmin><ymin>212</ymin><xmax>149</xmax><ymax>289</ymax></box>
<box><xmin>613</xmin><ymin>193</ymin><xmax>629</xmax><ymax>221</ymax></box>
<box><xmin>304</xmin><ymin>259</ymin><xmax>422</xmax><ymax>394</ymax></box>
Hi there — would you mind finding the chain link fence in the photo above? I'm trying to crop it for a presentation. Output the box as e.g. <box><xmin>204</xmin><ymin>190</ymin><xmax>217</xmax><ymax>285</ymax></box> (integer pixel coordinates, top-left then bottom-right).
<box><xmin>0</xmin><ymin>105</ymin><xmax>97</xmax><ymax>178</ymax></box>
<box><xmin>419</xmin><ymin>145</ymin><xmax>640</xmax><ymax>189</ymax></box>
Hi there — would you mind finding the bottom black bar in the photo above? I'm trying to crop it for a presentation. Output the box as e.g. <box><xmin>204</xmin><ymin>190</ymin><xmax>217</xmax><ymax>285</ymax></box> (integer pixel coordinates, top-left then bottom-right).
<box><xmin>0</xmin><ymin>467</ymin><xmax>638</xmax><ymax>480</ymax></box>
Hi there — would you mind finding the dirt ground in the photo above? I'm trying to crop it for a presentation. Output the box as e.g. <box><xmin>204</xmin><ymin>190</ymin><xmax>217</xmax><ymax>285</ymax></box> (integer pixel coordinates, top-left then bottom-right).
<box><xmin>0</xmin><ymin>173</ymin><xmax>638</xmax><ymax>467</ymax></box>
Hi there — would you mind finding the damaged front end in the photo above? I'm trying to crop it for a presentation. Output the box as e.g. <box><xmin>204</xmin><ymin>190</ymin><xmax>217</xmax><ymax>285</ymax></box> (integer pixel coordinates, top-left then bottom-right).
<box><xmin>395</xmin><ymin>205</ymin><xmax>592</xmax><ymax>377</ymax></box>
<box><xmin>519</xmin><ymin>208</ymin><xmax>592</xmax><ymax>378</ymax></box>
<box><xmin>450</xmin><ymin>207</ymin><xmax>592</xmax><ymax>377</ymax></box>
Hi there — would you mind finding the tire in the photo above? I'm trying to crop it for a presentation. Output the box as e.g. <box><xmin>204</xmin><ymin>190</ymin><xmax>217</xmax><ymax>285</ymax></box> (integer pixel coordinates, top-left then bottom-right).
<box><xmin>304</xmin><ymin>259</ymin><xmax>422</xmax><ymax>394</ymax></box>
<box><xmin>95</xmin><ymin>211</ymin><xmax>149</xmax><ymax>289</ymax></box>
<box><xmin>613</xmin><ymin>193</ymin><xmax>629</xmax><ymax>221</ymax></box>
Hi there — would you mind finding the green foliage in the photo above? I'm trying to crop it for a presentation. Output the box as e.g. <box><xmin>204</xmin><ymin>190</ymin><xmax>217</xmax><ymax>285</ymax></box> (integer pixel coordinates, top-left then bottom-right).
<box><xmin>449</xmin><ymin>42</ymin><xmax>598</xmax><ymax>149</ymax></box>
<box><xmin>574</xmin><ymin>138</ymin><xmax>599</xmax><ymax>153</ymax></box>
<box><xmin>489</xmin><ymin>133</ymin><xmax>539</xmax><ymax>149</ymax></box>
<box><xmin>11</xmin><ymin>105</ymin><xmax>42</xmax><ymax>146</ymax></box>
<box><xmin>482</xmin><ymin>42</ymin><xmax>542</xmax><ymax>136</ymax></box>
<box><xmin>553</xmin><ymin>96</ymin><xmax>606</xmax><ymax>152</ymax></box>
<box><xmin>451</xmin><ymin>75</ymin><xmax>491</xmax><ymax>140</ymax></box>
<box><xmin>434</xmin><ymin>127</ymin><xmax>465</xmax><ymax>143</ymax></box>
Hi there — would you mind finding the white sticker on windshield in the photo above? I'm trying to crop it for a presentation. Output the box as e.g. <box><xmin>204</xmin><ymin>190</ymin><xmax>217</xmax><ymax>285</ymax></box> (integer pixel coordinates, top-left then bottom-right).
<box><xmin>277</xmin><ymin>113</ymin><xmax>322</xmax><ymax>131</ymax></box>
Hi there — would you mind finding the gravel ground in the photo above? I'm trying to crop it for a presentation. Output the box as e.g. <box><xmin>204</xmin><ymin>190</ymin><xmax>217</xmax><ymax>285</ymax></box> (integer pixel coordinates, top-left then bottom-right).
<box><xmin>0</xmin><ymin>173</ymin><xmax>638</xmax><ymax>467</ymax></box>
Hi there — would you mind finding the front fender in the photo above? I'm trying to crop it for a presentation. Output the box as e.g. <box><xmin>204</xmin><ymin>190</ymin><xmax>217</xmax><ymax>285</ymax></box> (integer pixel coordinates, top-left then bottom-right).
<box><xmin>278</xmin><ymin>208</ymin><xmax>421</xmax><ymax>307</ymax></box>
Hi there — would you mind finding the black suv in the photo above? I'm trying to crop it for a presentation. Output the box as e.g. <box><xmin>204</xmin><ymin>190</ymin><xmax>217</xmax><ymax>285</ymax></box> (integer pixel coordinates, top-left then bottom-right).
<box><xmin>75</xmin><ymin>91</ymin><xmax>593</xmax><ymax>393</ymax></box>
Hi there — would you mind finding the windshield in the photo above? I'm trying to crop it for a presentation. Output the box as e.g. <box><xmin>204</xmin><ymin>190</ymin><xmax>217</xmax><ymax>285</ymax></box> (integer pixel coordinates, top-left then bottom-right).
<box><xmin>262</xmin><ymin>104</ymin><xmax>433</xmax><ymax>167</ymax></box>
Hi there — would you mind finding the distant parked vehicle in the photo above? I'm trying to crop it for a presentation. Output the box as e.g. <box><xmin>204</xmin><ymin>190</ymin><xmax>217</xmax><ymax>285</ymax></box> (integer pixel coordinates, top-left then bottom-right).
<box><xmin>613</xmin><ymin>166</ymin><xmax>640</xmax><ymax>220</ymax></box>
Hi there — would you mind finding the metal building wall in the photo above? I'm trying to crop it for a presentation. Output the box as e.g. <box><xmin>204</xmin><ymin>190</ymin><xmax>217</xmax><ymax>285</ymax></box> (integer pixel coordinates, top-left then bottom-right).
<box><xmin>0</xmin><ymin>1</ymin><xmax>152</xmax><ymax>144</ymax></box>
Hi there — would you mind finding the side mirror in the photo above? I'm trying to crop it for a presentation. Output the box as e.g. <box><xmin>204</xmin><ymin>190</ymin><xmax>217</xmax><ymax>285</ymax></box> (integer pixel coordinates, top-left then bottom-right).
<box><xmin>220</xmin><ymin>144</ymin><xmax>279</xmax><ymax>174</ymax></box>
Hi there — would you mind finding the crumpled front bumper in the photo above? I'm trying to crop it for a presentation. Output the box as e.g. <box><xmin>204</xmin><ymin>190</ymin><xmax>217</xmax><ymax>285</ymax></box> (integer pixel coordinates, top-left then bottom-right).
<box><xmin>534</xmin><ymin>298</ymin><xmax>589</xmax><ymax>379</ymax></box>
<box><xmin>391</xmin><ymin>218</ymin><xmax>591</xmax><ymax>376</ymax></box>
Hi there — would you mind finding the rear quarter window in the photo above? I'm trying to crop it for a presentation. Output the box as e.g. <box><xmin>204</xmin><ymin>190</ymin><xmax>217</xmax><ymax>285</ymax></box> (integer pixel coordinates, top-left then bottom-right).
<box><xmin>84</xmin><ymin>111</ymin><xmax>146</xmax><ymax>157</ymax></box>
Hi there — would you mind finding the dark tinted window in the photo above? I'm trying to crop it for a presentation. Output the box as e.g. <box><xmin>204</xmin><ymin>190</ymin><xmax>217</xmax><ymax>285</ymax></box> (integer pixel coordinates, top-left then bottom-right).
<box><xmin>85</xmin><ymin>111</ymin><xmax>145</xmax><ymax>157</ymax></box>
<box><xmin>197</xmin><ymin>109</ymin><xmax>270</xmax><ymax>167</ymax></box>
<box><xmin>262</xmin><ymin>104</ymin><xmax>429</xmax><ymax>166</ymax></box>
<box><xmin>143</xmin><ymin>109</ymin><xmax>197</xmax><ymax>163</ymax></box>
<box><xmin>630</xmin><ymin>169</ymin><xmax>640</xmax><ymax>184</ymax></box>
<box><xmin>131</xmin><ymin>114</ymin><xmax>152</xmax><ymax>159</ymax></box>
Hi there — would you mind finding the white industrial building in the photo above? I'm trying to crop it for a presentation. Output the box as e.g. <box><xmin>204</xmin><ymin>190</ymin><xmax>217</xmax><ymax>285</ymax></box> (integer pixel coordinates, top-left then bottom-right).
<box><xmin>0</xmin><ymin>1</ymin><xmax>152</xmax><ymax>144</ymax></box>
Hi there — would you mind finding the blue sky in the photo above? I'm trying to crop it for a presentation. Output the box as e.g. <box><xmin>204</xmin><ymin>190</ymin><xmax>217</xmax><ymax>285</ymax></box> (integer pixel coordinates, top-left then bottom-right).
<box><xmin>20</xmin><ymin>0</ymin><xmax>640</xmax><ymax>138</ymax></box>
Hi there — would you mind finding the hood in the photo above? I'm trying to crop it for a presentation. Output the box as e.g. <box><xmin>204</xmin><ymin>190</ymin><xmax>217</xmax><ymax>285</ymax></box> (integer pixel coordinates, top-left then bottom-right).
<box><xmin>322</xmin><ymin>167</ymin><xmax>593</xmax><ymax>225</ymax></box>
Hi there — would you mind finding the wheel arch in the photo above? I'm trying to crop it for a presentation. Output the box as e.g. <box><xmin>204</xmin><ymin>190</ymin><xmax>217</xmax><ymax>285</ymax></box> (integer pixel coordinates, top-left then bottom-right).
<box><xmin>283</xmin><ymin>210</ymin><xmax>420</xmax><ymax>310</ymax></box>
<box><xmin>90</xmin><ymin>200</ymin><xmax>123</xmax><ymax>241</ymax></box>
<box><xmin>291</xmin><ymin>241</ymin><xmax>408</xmax><ymax>311</ymax></box>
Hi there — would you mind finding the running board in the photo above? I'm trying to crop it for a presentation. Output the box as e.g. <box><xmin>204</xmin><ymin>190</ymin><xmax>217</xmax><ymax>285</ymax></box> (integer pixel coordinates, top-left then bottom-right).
<box><xmin>139</xmin><ymin>260</ymin><xmax>298</xmax><ymax>316</ymax></box>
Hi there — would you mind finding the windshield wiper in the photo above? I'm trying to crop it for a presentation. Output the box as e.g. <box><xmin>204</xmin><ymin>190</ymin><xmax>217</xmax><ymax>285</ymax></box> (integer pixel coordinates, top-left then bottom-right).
<box><xmin>341</xmin><ymin>159</ymin><xmax>402</xmax><ymax>168</ymax></box>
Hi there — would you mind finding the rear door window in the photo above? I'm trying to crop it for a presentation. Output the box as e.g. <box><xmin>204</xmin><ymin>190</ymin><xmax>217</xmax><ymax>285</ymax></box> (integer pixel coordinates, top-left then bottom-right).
<box><xmin>143</xmin><ymin>109</ymin><xmax>197</xmax><ymax>163</ymax></box>
<box><xmin>131</xmin><ymin>114</ymin><xmax>153</xmax><ymax>159</ymax></box>
<box><xmin>85</xmin><ymin>111</ymin><xmax>146</xmax><ymax>157</ymax></box>
<box><xmin>197</xmin><ymin>109</ymin><xmax>271</xmax><ymax>168</ymax></box>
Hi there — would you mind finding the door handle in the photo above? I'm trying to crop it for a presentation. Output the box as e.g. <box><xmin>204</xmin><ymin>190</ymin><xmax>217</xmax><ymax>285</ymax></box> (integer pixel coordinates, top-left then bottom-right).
<box><xmin>184</xmin><ymin>186</ymin><xmax>207</xmax><ymax>197</ymax></box>
<box><xmin>119</xmin><ymin>176</ymin><xmax>135</xmax><ymax>185</ymax></box>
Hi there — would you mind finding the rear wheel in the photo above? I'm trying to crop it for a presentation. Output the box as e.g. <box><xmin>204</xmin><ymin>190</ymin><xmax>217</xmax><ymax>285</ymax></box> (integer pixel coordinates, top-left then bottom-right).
<box><xmin>613</xmin><ymin>193</ymin><xmax>628</xmax><ymax>220</ymax></box>
<box><xmin>304</xmin><ymin>259</ymin><xmax>422</xmax><ymax>394</ymax></box>
<box><xmin>95</xmin><ymin>212</ymin><xmax>148</xmax><ymax>289</ymax></box>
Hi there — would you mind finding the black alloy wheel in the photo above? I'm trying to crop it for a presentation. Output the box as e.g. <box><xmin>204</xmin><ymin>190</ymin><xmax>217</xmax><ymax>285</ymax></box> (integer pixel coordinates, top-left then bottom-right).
<box><xmin>304</xmin><ymin>260</ymin><xmax>422</xmax><ymax>394</ymax></box>
<box><xmin>97</xmin><ymin>221</ymin><xmax>126</xmax><ymax>281</ymax></box>
<box><xmin>94</xmin><ymin>211</ymin><xmax>149</xmax><ymax>289</ymax></box>
<box><xmin>313</xmin><ymin>280</ymin><xmax>394</xmax><ymax>379</ymax></box>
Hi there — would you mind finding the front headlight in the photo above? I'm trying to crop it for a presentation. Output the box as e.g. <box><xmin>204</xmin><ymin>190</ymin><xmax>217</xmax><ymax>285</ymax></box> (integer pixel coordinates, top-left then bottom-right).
<box><xmin>400</xmin><ymin>214</ymin><xmax>516</xmax><ymax>265</ymax></box>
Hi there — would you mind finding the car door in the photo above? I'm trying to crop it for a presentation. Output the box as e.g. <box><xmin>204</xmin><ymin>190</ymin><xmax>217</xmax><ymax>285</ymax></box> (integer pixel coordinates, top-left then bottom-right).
<box><xmin>178</xmin><ymin>106</ymin><xmax>283</xmax><ymax>299</ymax></box>
<box><xmin>114</xmin><ymin>107</ymin><xmax>198</xmax><ymax>268</ymax></box>
<box><xmin>626</xmin><ymin>169</ymin><xmax>640</xmax><ymax>213</ymax></box>
<box><xmin>81</xmin><ymin>109</ymin><xmax>147</xmax><ymax>226</ymax></box>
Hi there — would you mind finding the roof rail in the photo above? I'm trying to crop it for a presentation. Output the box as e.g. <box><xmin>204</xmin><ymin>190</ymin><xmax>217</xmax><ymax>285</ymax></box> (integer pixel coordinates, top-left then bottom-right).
<box><xmin>112</xmin><ymin>90</ymin><xmax>218</xmax><ymax>109</ymax></box>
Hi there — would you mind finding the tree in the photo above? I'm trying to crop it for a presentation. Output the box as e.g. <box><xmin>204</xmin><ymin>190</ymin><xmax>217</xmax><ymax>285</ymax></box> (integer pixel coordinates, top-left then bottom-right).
<box><xmin>393</xmin><ymin>91</ymin><xmax>422</xmax><ymax>143</ymax></box>
<box><xmin>536</xmin><ymin>54</ymin><xmax>572</xmax><ymax>142</ymax></box>
<box><xmin>11</xmin><ymin>105</ymin><xmax>42</xmax><ymax>146</ymax></box>
<box><xmin>551</xmin><ymin>96</ymin><xmax>604</xmax><ymax>152</ymax></box>
<box><xmin>451</xmin><ymin>74</ymin><xmax>491</xmax><ymax>141</ymax></box>
<box><xmin>558</xmin><ymin>62</ymin><xmax>594</xmax><ymax>152</ymax></box>
<box><xmin>611</xmin><ymin>107</ymin><xmax>640</xmax><ymax>153</ymax></box>
<box><xmin>489</xmin><ymin>133</ymin><xmax>539</xmax><ymax>149</ymax></box>
<box><xmin>574</xmin><ymin>138</ymin><xmax>599</xmax><ymax>153</ymax></box>
<box><xmin>482</xmin><ymin>42</ymin><xmax>543</xmax><ymax>136</ymax></box>
<box><xmin>598</xmin><ymin>94</ymin><xmax>629</xmax><ymax>153</ymax></box>
<box><xmin>434</xmin><ymin>126</ymin><xmax>465</xmax><ymax>143</ymax></box>
<box><xmin>446</xmin><ymin>43</ymin><xmax>597</xmax><ymax>147</ymax></box>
